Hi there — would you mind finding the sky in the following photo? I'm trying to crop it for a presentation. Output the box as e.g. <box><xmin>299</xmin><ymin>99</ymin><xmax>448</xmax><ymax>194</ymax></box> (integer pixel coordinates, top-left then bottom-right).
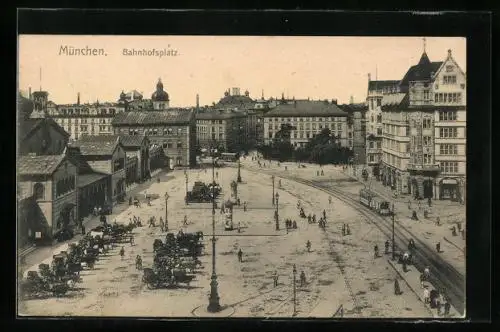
<box><xmin>18</xmin><ymin>36</ymin><xmax>466</xmax><ymax>107</ymax></box>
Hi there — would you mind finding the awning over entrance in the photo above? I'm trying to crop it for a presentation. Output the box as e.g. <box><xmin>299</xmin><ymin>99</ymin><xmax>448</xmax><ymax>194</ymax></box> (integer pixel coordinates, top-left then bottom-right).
<box><xmin>442</xmin><ymin>179</ymin><xmax>458</xmax><ymax>185</ymax></box>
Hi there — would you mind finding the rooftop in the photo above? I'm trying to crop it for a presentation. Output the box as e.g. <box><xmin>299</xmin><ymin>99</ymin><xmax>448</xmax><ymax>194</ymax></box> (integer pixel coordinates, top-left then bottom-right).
<box><xmin>263</xmin><ymin>101</ymin><xmax>348</xmax><ymax>117</ymax></box>
<box><xmin>400</xmin><ymin>52</ymin><xmax>443</xmax><ymax>90</ymax></box>
<box><xmin>77</xmin><ymin>172</ymin><xmax>109</xmax><ymax>188</ymax></box>
<box><xmin>368</xmin><ymin>80</ymin><xmax>401</xmax><ymax>92</ymax></box>
<box><xmin>196</xmin><ymin>110</ymin><xmax>247</xmax><ymax>120</ymax></box>
<box><xmin>18</xmin><ymin>154</ymin><xmax>67</xmax><ymax>176</ymax></box>
<box><xmin>119</xmin><ymin>135</ymin><xmax>148</xmax><ymax>148</ymax></box>
<box><xmin>112</xmin><ymin>110</ymin><xmax>194</xmax><ymax>126</ymax></box>
<box><xmin>70</xmin><ymin>135</ymin><xmax>120</xmax><ymax>156</ymax></box>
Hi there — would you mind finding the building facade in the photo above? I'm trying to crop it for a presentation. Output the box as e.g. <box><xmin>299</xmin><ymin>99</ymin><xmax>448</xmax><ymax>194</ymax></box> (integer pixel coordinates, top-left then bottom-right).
<box><xmin>378</xmin><ymin>48</ymin><xmax>466</xmax><ymax>201</ymax></box>
<box><xmin>47</xmin><ymin>99</ymin><xmax>125</xmax><ymax>141</ymax></box>
<box><xmin>17</xmin><ymin>154</ymin><xmax>79</xmax><ymax>241</ymax></box>
<box><xmin>263</xmin><ymin>101</ymin><xmax>349</xmax><ymax>149</ymax></box>
<box><xmin>70</xmin><ymin>135</ymin><xmax>127</xmax><ymax>202</ymax></box>
<box><xmin>119</xmin><ymin>135</ymin><xmax>151</xmax><ymax>182</ymax></box>
<box><xmin>196</xmin><ymin>110</ymin><xmax>247</xmax><ymax>153</ymax></box>
<box><xmin>112</xmin><ymin>110</ymin><xmax>196</xmax><ymax>168</ymax></box>
<box><xmin>341</xmin><ymin>103</ymin><xmax>368</xmax><ymax>164</ymax></box>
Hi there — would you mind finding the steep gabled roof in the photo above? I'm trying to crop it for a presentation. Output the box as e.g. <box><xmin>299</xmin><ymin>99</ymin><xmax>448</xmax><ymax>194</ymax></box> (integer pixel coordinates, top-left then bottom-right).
<box><xmin>112</xmin><ymin>110</ymin><xmax>194</xmax><ymax>126</ymax></box>
<box><xmin>18</xmin><ymin>154</ymin><xmax>69</xmax><ymax>176</ymax></box>
<box><xmin>399</xmin><ymin>52</ymin><xmax>443</xmax><ymax>90</ymax></box>
<box><xmin>18</xmin><ymin>117</ymin><xmax>69</xmax><ymax>141</ymax></box>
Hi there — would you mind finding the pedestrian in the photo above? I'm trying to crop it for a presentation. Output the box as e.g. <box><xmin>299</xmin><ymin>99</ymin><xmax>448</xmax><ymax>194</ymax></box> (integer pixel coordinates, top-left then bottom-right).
<box><xmin>420</xmin><ymin>273</ymin><xmax>425</xmax><ymax>288</ymax></box>
<box><xmin>306</xmin><ymin>240</ymin><xmax>311</xmax><ymax>252</ymax></box>
<box><xmin>136</xmin><ymin>255</ymin><xmax>142</xmax><ymax>270</ymax></box>
<box><xmin>81</xmin><ymin>224</ymin><xmax>86</xmax><ymax>236</ymax></box>
<box><xmin>293</xmin><ymin>220</ymin><xmax>297</xmax><ymax>229</ymax></box>
<box><xmin>342</xmin><ymin>223</ymin><xmax>346</xmax><ymax>236</ymax></box>
<box><xmin>457</xmin><ymin>222</ymin><xmax>462</xmax><ymax>232</ymax></box>
<box><xmin>321</xmin><ymin>170</ymin><xmax>324</xmax><ymax>176</ymax></box>
<box><xmin>461</xmin><ymin>229</ymin><xmax>465</xmax><ymax>240</ymax></box>
<box><xmin>444</xmin><ymin>299</ymin><xmax>451</xmax><ymax>317</ymax></box>
<box><xmin>238</xmin><ymin>222</ymin><xmax>241</xmax><ymax>233</ymax></box>
<box><xmin>285</xmin><ymin>166</ymin><xmax>287</xmax><ymax>171</ymax></box>
<box><xmin>216</xmin><ymin>171</ymin><xmax>219</xmax><ymax>179</ymax></box>
<box><xmin>130</xmin><ymin>235</ymin><xmax>134</xmax><ymax>246</ymax></box>
<box><xmin>394</xmin><ymin>278</ymin><xmax>401</xmax><ymax>295</ymax></box>
<box><xmin>451</xmin><ymin>226</ymin><xmax>457</xmax><ymax>236</ymax></box>
<box><xmin>423</xmin><ymin>287</ymin><xmax>430</xmax><ymax>304</ymax></box>
<box><xmin>273</xmin><ymin>270</ymin><xmax>279</xmax><ymax>287</ymax></box>
<box><xmin>120</xmin><ymin>246</ymin><xmax>125</xmax><ymax>260</ymax></box>
<box><xmin>300</xmin><ymin>271</ymin><xmax>306</xmax><ymax>287</ymax></box>
<box><xmin>374</xmin><ymin>245</ymin><xmax>379</xmax><ymax>258</ymax></box>
<box><xmin>329</xmin><ymin>196</ymin><xmax>332</xmax><ymax>205</ymax></box>
<box><xmin>346</xmin><ymin>224</ymin><xmax>351</xmax><ymax>235</ymax></box>
<box><xmin>323</xmin><ymin>209</ymin><xmax>326</xmax><ymax>220</ymax></box>
<box><xmin>278</xmin><ymin>179</ymin><xmax>282</xmax><ymax>188</ymax></box>
<box><xmin>402</xmin><ymin>259</ymin><xmax>407</xmax><ymax>272</ymax></box>
<box><xmin>424</xmin><ymin>266</ymin><xmax>430</xmax><ymax>279</ymax></box>
<box><xmin>243</xmin><ymin>201</ymin><xmax>247</xmax><ymax>212</ymax></box>
<box><xmin>417</xmin><ymin>200</ymin><xmax>421</xmax><ymax>210</ymax></box>
<box><xmin>436</xmin><ymin>216</ymin><xmax>440</xmax><ymax>226</ymax></box>
<box><xmin>436</xmin><ymin>242</ymin><xmax>441</xmax><ymax>253</ymax></box>
<box><xmin>184</xmin><ymin>215</ymin><xmax>188</xmax><ymax>226</ymax></box>
<box><xmin>385</xmin><ymin>240</ymin><xmax>390</xmax><ymax>254</ymax></box>
<box><xmin>238</xmin><ymin>249</ymin><xmax>243</xmax><ymax>262</ymax></box>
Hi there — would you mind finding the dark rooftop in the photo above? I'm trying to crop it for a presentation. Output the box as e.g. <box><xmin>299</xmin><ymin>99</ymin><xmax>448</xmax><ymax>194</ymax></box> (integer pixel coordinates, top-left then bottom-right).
<box><xmin>112</xmin><ymin>110</ymin><xmax>194</xmax><ymax>126</ymax></box>
<box><xmin>18</xmin><ymin>154</ymin><xmax>67</xmax><ymax>176</ymax></box>
<box><xmin>368</xmin><ymin>80</ymin><xmax>401</xmax><ymax>92</ymax></box>
<box><xmin>400</xmin><ymin>52</ymin><xmax>443</xmax><ymax>90</ymax></box>
<box><xmin>119</xmin><ymin>135</ymin><xmax>148</xmax><ymax>148</ymax></box>
<box><xmin>70</xmin><ymin>135</ymin><xmax>120</xmax><ymax>156</ymax></box>
<box><xmin>263</xmin><ymin>101</ymin><xmax>348</xmax><ymax>117</ymax></box>
<box><xmin>196</xmin><ymin>110</ymin><xmax>247</xmax><ymax>120</ymax></box>
<box><xmin>77</xmin><ymin>172</ymin><xmax>109</xmax><ymax>188</ymax></box>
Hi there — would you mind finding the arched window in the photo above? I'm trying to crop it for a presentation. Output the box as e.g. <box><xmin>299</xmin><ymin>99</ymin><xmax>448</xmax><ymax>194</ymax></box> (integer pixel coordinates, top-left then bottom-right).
<box><xmin>33</xmin><ymin>183</ymin><xmax>45</xmax><ymax>200</ymax></box>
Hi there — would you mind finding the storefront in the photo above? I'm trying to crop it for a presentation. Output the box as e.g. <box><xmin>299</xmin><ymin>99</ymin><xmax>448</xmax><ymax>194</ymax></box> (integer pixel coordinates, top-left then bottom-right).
<box><xmin>439</xmin><ymin>177</ymin><xmax>460</xmax><ymax>201</ymax></box>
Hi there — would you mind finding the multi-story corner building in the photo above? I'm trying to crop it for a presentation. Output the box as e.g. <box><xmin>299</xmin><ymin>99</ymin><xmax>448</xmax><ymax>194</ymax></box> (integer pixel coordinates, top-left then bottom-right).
<box><xmin>17</xmin><ymin>154</ymin><xmax>79</xmax><ymax>243</ymax></box>
<box><xmin>366</xmin><ymin>78</ymin><xmax>401</xmax><ymax>172</ymax></box>
<box><xmin>340</xmin><ymin>103</ymin><xmax>368</xmax><ymax>164</ymax></box>
<box><xmin>46</xmin><ymin>96</ymin><xmax>125</xmax><ymax>141</ymax></box>
<box><xmin>262</xmin><ymin>100</ymin><xmax>349</xmax><ymax>149</ymax></box>
<box><xmin>112</xmin><ymin>110</ymin><xmax>196</xmax><ymax>168</ymax></box>
<box><xmin>379</xmin><ymin>48</ymin><xmax>466</xmax><ymax>201</ymax></box>
<box><xmin>196</xmin><ymin>109</ymin><xmax>247</xmax><ymax>153</ymax></box>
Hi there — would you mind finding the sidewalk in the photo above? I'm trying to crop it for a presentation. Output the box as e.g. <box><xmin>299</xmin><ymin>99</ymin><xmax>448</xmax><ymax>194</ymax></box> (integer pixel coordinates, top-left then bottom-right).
<box><xmin>18</xmin><ymin>168</ymin><xmax>166</xmax><ymax>273</ymax></box>
<box><xmin>387</xmin><ymin>259</ymin><xmax>461</xmax><ymax>318</ymax></box>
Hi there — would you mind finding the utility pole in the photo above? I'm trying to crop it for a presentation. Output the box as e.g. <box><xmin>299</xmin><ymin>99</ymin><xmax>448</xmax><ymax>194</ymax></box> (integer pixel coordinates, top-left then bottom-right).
<box><xmin>293</xmin><ymin>264</ymin><xmax>297</xmax><ymax>317</ymax></box>
<box><xmin>164</xmin><ymin>193</ymin><xmax>169</xmax><ymax>231</ymax></box>
<box><xmin>271</xmin><ymin>175</ymin><xmax>275</xmax><ymax>206</ymax></box>
<box><xmin>392</xmin><ymin>202</ymin><xmax>395</xmax><ymax>260</ymax></box>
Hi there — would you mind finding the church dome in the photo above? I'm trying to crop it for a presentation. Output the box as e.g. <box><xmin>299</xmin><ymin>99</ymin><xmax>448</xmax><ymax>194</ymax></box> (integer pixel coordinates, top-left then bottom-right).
<box><xmin>151</xmin><ymin>78</ymin><xmax>169</xmax><ymax>102</ymax></box>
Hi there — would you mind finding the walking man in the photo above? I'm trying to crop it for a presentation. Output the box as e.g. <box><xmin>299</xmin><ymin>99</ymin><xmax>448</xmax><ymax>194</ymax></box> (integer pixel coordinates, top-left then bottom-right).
<box><xmin>385</xmin><ymin>240</ymin><xmax>390</xmax><ymax>254</ymax></box>
<box><xmin>374</xmin><ymin>245</ymin><xmax>379</xmax><ymax>258</ymax></box>
<box><xmin>346</xmin><ymin>224</ymin><xmax>351</xmax><ymax>235</ymax></box>
<box><xmin>323</xmin><ymin>209</ymin><xmax>326</xmax><ymax>220</ymax></box>
<box><xmin>436</xmin><ymin>242</ymin><xmax>441</xmax><ymax>253</ymax></box>
<box><xmin>272</xmin><ymin>270</ymin><xmax>279</xmax><ymax>287</ymax></box>
<box><xmin>130</xmin><ymin>235</ymin><xmax>134</xmax><ymax>246</ymax></box>
<box><xmin>136</xmin><ymin>255</ymin><xmax>142</xmax><ymax>270</ymax></box>
<box><xmin>342</xmin><ymin>223</ymin><xmax>346</xmax><ymax>236</ymax></box>
<box><xmin>394</xmin><ymin>278</ymin><xmax>401</xmax><ymax>295</ymax></box>
<box><xmin>329</xmin><ymin>196</ymin><xmax>332</xmax><ymax>205</ymax></box>
<box><xmin>238</xmin><ymin>249</ymin><xmax>243</xmax><ymax>262</ymax></box>
<box><xmin>243</xmin><ymin>201</ymin><xmax>247</xmax><ymax>212</ymax></box>
<box><xmin>306</xmin><ymin>240</ymin><xmax>312</xmax><ymax>252</ymax></box>
<box><xmin>300</xmin><ymin>271</ymin><xmax>306</xmax><ymax>287</ymax></box>
<box><xmin>428</xmin><ymin>197</ymin><xmax>432</xmax><ymax>207</ymax></box>
<box><xmin>184</xmin><ymin>215</ymin><xmax>188</xmax><ymax>226</ymax></box>
<box><xmin>436</xmin><ymin>216</ymin><xmax>440</xmax><ymax>226</ymax></box>
<box><xmin>120</xmin><ymin>246</ymin><xmax>125</xmax><ymax>260</ymax></box>
<box><xmin>238</xmin><ymin>222</ymin><xmax>241</xmax><ymax>233</ymax></box>
<box><xmin>420</xmin><ymin>273</ymin><xmax>426</xmax><ymax>288</ymax></box>
<box><xmin>81</xmin><ymin>223</ymin><xmax>86</xmax><ymax>236</ymax></box>
<box><xmin>408</xmin><ymin>200</ymin><xmax>412</xmax><ymax>210</ymax></box>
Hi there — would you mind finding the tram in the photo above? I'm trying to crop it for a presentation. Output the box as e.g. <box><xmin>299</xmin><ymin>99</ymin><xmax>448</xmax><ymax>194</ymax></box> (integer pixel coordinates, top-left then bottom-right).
<box><xmin>359</xmin><ymin>188</ymin><xmax>392</xmax><ymax>216</ymax></box>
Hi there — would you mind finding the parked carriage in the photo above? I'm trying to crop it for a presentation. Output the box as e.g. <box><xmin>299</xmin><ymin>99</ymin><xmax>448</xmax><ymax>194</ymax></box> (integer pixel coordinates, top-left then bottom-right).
<box><xmin>142</xmin><ymin>267</ymin><xmax>195</xmax><ymax>289</ymax></box>
<box><xmin>186</xmin><ymin>181</ymin><xmax>221</xmax><ymax>203</ymax></box>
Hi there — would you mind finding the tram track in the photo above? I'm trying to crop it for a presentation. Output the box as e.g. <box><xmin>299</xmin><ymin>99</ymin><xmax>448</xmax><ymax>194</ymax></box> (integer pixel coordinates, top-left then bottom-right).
<box><xmin>240</xmin><ymin>165</ymin><xmax>465</xmax><ymax>316</ymax></box>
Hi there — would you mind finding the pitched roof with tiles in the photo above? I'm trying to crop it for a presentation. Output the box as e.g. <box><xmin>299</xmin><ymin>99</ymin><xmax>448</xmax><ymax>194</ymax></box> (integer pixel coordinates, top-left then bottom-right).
<box><xmin>119</xmin><ymin>135</ymin><xmax>147</xmax><ymax>148</ymax></box>
<box><xmin>112</xmin><ymin>110</ymin><xmax>194</xmax><ymax>126</ymax></box>
<box><xmin>263</xmin><ymin>101</ymin><xmax>348</xmax><ymax>117</ymax></box>
<box><xmin>18</xmin><ymin>154</ymin><xmax>67</xmax><ymax>176</ymax></box>
<box><xmin>70</xmin><ymin>135</ymin><xmax>120</xmax><ymax>156</ymax></box>
<box><xmin>399</xmin><ymin>52</ymin><xmax>443</xmax><ymax>91</ymax></box>
<box><xmin>368</xmin><ymin>80</ymin><xmax>401</xmax><ymax>92</ymax></box>
<box><xmin>196</xmin><ymin>110</ymin><xmax>247</xmax><ymax>120</ymax></box>
<box><xmin>18</xmin><ymin>117</ymin><xmax>69</xmax><ymax>141</ymax></box>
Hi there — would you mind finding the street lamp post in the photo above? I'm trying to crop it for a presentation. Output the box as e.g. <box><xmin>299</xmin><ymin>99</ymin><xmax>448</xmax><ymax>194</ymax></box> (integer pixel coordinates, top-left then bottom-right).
<box><xmin>184</xmin><ymin>170</ymin><xmax>189</xmax><ymax>206</ymax></box>
<box><xmin>237</xmin><ymin>157</ymin><xmax>242</xmax><ymax>183</ymax></box>
<box><xmin>275</xmin><ymin>192</ymin><xmax>280</xmax><ymax>231</ymax></box>
<box><xmin>292</xmin><ymin>264</ymin><xmax>297</xmax><ymax>317</ymax></box>
<box><xmin>207</xmin><ymin>147</ymin><xmax>221</xmax><ymax>313</ymax></box>
<box><xmin>271</xmin><ymin>175</ymin><xmax>275</xmax><ymax>206</ymax></box>
<box><xmin>164</xmin><ymin>193</ymin><xmax>169</xmax><ymax>232</ymax></box>
<box><xmin>391</xmin><ymin>202</ymin><xmax>395</xmax><ymax>260</ymax></box>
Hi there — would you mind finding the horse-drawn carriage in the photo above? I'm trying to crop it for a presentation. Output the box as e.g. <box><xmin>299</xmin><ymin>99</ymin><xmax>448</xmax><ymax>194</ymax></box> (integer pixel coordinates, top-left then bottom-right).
<box><xmin>186</xmin><ymin>181</ymin><xmax>221</xmax><ymax>203</ymax></box>
<box><xmin>19</xmin><ymin>261</ymin><xmax>77</xmax><ymax>299</ymax></box>
<box><xmin>142</xmin><ymin>267</ymin><xmax>196</xmax><ymax>289</ymax></box>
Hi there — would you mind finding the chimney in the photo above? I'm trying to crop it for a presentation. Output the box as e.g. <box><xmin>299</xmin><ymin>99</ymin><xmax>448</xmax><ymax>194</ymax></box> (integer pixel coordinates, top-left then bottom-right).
<box><xmin>448</xmin><ymin>49</ymin><xmax>452</xmax><ymax>58</ymax></box>
<box><xmin>332</xmin><ymin>99</ymin><xmax>337</xmax><ymax>105</ymax></box>
<box><xmin>368</xmin><ymin>73</ymin><xmax>371</xmax><ymax>82</ymax></box>
<box><xmin>77</xmin><ymin>92</ymin><xmax>81</xmax><ymax>105</ymax></box>
<box><xmin>350</xmin><ymin>96</ymin><xmax>354</xmax><ymax>104</ymax></box>
<box><xmin>29</xmin><ymin>87</ymin><xmax>32</xmax><ymax>100</ymax></box>
<box><xmin>196</xmin><ymin>94</ymin><xmax>199</xmax><ymax>108</ymax></box>
<box><xmin>294</xmin><ymin>100</ymin><xmax>297</xmax><ymax>107</ymax></box>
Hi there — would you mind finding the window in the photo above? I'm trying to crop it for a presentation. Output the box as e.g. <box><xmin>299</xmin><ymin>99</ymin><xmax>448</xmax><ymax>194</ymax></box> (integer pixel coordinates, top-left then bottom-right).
<box><xmin>424</xmin><ymin>90</ymin><xmax>430</xmax><ymax>100</ymax></box>
<box><xmin>440</xmin><ymin>127</ymin><xmax>458</xmax><ymax>138</ymax></box>
<box><xmin>440</xmin><ymin>144</ymin><xmax>458</xmax><ymax>155</ymax></box>
<box><xmin>441</xmin><ymin>161</ymin><xmax>458</xmax><ymax>174</ymax></box>
<box><xmin>377</xmin><ymin>99</ymin><xmax>382</xmax><ymax>107</ymax></box>
<box><xmin>423</xmin><ymin>154</ymin><xmax>432</xmax><ymax>164</ymax></box>
<box><xmin>369</xmin><ymin>141</ymin><xmax>374</xmax><ymax>149</ymax></box>
<box><xmin>435</xmin><ymin>94</ymin><xmax>439</xmax><ymax>102</ymax></box>
<box><xmin>33</xmin><ymin>183</ymin><xmax>45</xmax><ymax>200</ymax></box>
<box><xmin>377</xmin><ymin>141</ymin><xmax>381</xmax><ymax>149</ymax></box>
<box><xmin>377</xmin><ymin>128</ymin><xmax>382</xmax><ymax>136</ymax></box>
<box><xmin>423</xmin><ymin>136</ymin><xmax>432</xmax><ymax>146</ymax></box>
<box><xmin>423</xmin><ymin>118</ymin><xmax>432</xmax><ymax>129</ymax></box>
<box><xmin>443</xmin><ymin>75</ymin><xmax>457</xmax><ymax>84</ymax></box>
<box><xmin>439</xmin><ymin>111</ymin><xmax>457</xmax><ymax>121</ymax></box>
<box><xmin>406</xmin><ymin>143</ymin><xmax>411</xmax><ymax>153</ymax></box>
<box><xmin>337</xmin><ymin>123</ymin><xmax>342</xmax><ymax>130</ymax></box>
<box><xmin>369</xmin><ymin>155</ymin><xmax>374</xmax><ymax>162</ymax></box>
<box><xmin>376</xmin><ymin>114</ymin><xmax>382</xmax><ymax>123</ymax></box>
<box><xmin>371</xmin><ymin>115</ymin><xmax>374</xmax><ymax>123</ymax></box>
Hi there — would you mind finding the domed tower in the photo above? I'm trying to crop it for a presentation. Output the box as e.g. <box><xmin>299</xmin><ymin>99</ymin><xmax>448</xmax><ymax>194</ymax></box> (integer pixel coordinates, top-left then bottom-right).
<box><xmin>151</xmin><ymin>78</ymin><xmax>170</xmax><ymax>110</ymax></box>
